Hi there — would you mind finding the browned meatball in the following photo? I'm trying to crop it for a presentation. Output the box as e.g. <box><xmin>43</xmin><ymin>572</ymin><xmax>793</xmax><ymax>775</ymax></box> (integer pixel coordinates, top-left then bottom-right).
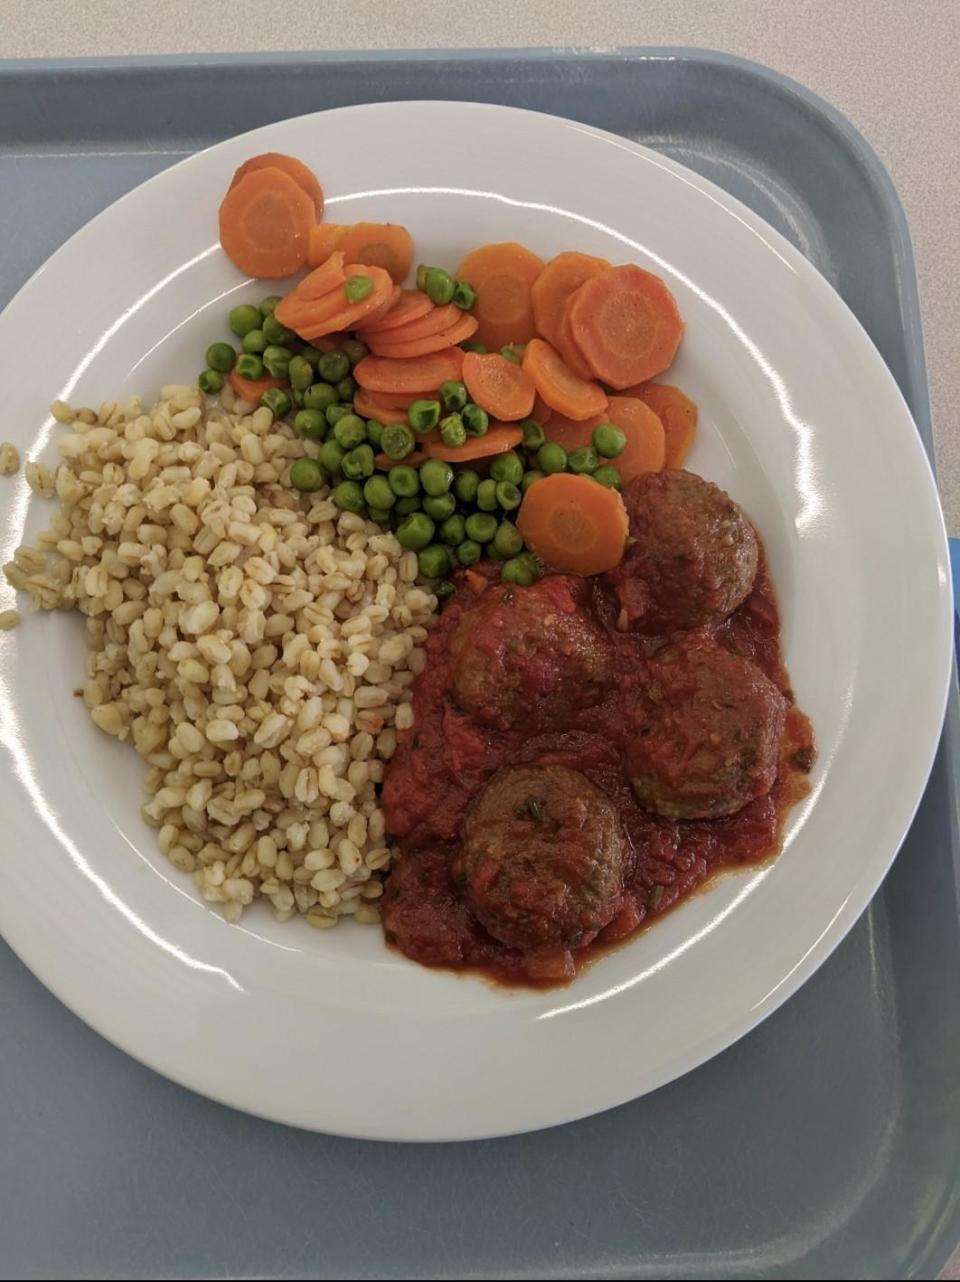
<box><xmin>608</xmin><ymin>470</ymin><xmax>758</xmax><ymax>634</ymax></box>
<box><xmin>627</xmin><ymin>637</ymin><xmax>786</xmax><ymax>819</ymax></box>
<box><xmin>448</xmin><ymin>576</ymin><xmax>612</xmax><ymax>732</ymax></box>
<box><xmin>454</xmin><ymin>765</ymin><xmax>626</xmax><ymax>952</ymax></box>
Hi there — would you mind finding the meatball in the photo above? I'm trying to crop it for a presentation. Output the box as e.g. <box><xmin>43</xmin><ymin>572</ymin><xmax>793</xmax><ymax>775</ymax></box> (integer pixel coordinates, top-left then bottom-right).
<box><xmin>448</xmin><ymin>576</ymin><xmax>612</xmax><ymax>732</ymax></box>
<box><xmin>627</xmin><ymin>637</ymin><xmax>786</xmax><ymax>819</ymax></box>
<box><xmin>607</xmin><ymin>470</ymin><xmax>758</xmax><ymax>634</ymax></box>
<box><xmin>454</xmin><ymin>765</ymin><xmax>626</xmax><ymax>952</ymax></box>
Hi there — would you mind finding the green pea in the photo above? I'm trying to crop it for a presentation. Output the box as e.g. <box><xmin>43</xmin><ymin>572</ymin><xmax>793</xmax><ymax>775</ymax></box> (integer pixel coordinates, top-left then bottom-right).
<box><xmin>364</xmin><ymin>475</ymin><xmax>396</xmax><ymax>510</ymax></box>
<box><xmin>490</xmin><ymin>451</ymin><xmax>523</xmax><ymax>485</ymax></box>
<box><xmin>341</xmin><ymin>338</ymin><xmax>368</xmax><ymax>367</ymax></box>
<box><xmin>415</xmin><ymin>264</ymin><xmax>430</xmax><ymax>292</ymax></box>
<box><xmin>460</xmin><ymin>341</ymin><xmax>488</xmax><ymax>354</ymax></box>
<box><xmin>234</xmin><ymin>353</ymin><xmax>264</xmax><ymax>381</ymax></box>
<box><xmin>341</xmin><ymin>444</ymin><xmax>375</xmax><ymax>481</ymax></box>
<box><xmin>291</xmin><ymin>389</ymin><xmax>305</xmax><ymax>409</ymax></box>
<box><xmin>464</xmin><ymin>511</ymin><xmax>498</xmax><ymax>543</ymax></box>
<box><xmin>333</xmin><ymin>480</ymin><xmax>365</xmax><ymax>513</ymax></box>
<box><xmin>592</xmin><ymin>423</ymin><xmax>627</xmax><ymax>458</ymax></box>
<box><xmin>260</xmin><ymin>388</ymin><xmax>291</xmax><ymax>419</ymax></box>
<box><xmin>452</xmin><ymin>279</ymin><xmax>477</xmax><ymax>310</ymax></box>
<box><xmin>439</xmin><ymin>514</ymin><xmax>466</xmax><ymax>546</ymax></box>
<box><xmin>333</xmin><ymin>414</ymin><xmax>367</xmax><ymax>450</ymax></box>
<box><xmin>326</xmin><ymin>403</ymin><xmax>352</xmax><ymax>427</ymax></box>
<box><xmin>318</xmin><ymin>351</ymin><xmax>351</xmax><ymax>383</ymax></box>
<box><xmin>568</xmin><ymin>446</ymin><xmax>599</xmax><ymax>474</ymax></box>
<box><xmin>367</xmin><ymin>507</ymin><xmax>393</xmax><ymax>526</ymax></box>
<box><xmin>300</xmin><ymin>344</ymin><xmax>324</xmax><ymax>367</ymax></box>
<box><xmin>537</xmin><ymin>442</ymin><xmax>568</xmax><ymax>474</ymax></box>
<box><xmin>435</xmin><ymin>580</ymin><xmax>457</xmax><ymax>600</ymax></box>
<box><xmin>453</xmin><ymin>470</ymin><xmax>480</xmax><ymax>504</ymax></box>
<box><xmin>420</xmin><ymin>458</ymin><xmax>453</xmax><ymax>496</ymax></box>
<box><xmin>440</xmin><ymin>380</ymin><xmax>468</xmax><ymax>412</ymax></box>
<box><xmin>424</xmin><ymin>267</ymin><xmax>455</xmax><ymax>306</ymax></box>
<box><xmin>381</xmin><ymin>424</ymin><xmax>416</xmax><ymax>461</ymax></box>
<box><xmin>439</xmin><ymin>414</ymin><xmax>467</xmax><ymax>449</ymax></box>
<box><xmin>396</xmin><ymin>513</ymin><xmax>436</xmax><ymax>551</ymax></box>
<box><xmin>423</xmin><ymin>493</ymin><xmax>456</xmax><ymax>521</ymax></box>
<box><xmin>493</xmin><ymin>520</ymin><xmax>523</xmax><ymax>560</ymax></box>
<box><xmin>259</xmin><ymin>295</ymin><xmax>281</xmax><ymax>318</ymax></box>
<box><xmin>593</xmin><ymin>465</ymin><xmax>622</xmax><ymax>490</ymax></box>
<box><xmin>456</xmin><ymin>539</ymin><xmax>482</xmax><ymax>567</ymax></box>
<box><xmin>476</xmin><ymin>478</ymin><xmax>498</xmax><ymax>511</ymax></box>
<box><xmin>293</xmin><ymin>409</ymin><xmax>327</xmax><ymax>441</ymax></box>
<box><xmin>500</xmin><ymin>344</ymin><xmax>523</xmax><ymax>365</ymax></box>
<box><xmin>241</xmin><ymin>328</ymin><xmax>268</xmax><ymax>354</ymax></box>
<box><xmin>501</xmin><ymin>557</ymin><xmax>536</xmax><ymax>586</ymax></box>
<box><xmin>289</xmin><ymin>458</ymin><xmax>327</xmax><ymax>492</ymax></box>
<box><xmin>228</xmin><ymin>304</ymin><xmax>262</xmax><ymax>338</ymax></box>
<box><xmin>262</xmin><ymin>314</ymin><xmax>296</xmax><ymax>345</ymax></box>
<box><xmin>418</xmin><ymin>543</ymin><xmax>452</xmax><ymax>579</ymax></box>
<box><xmin>304</xmin><ymin>382</ymin><xmax>338</xmax><ymax>412</ymax></box>
<box><xmin>518</xmin><ymin>552</ymin><xmax>540</xmax><ymax>580</ymax></box>
<box><xmin>388</xmin><ymin>465</ymin><xmax>420</xmax><ymax>498</ymax></box>
<box><xmin>288</xmin><ymin>356</ymin><xmax>315</xmax><ymax>392</ymax></box>
<box><xmin>522</xmin><ymin>469</ymin><xmax>545</xmax><ymax>492</ymax></box>
<box><xmin>408</xmin><ymin>399</ymin><xmax>441</xmax><ymax>433</ymax></box>
<box><xmin>336</xmin><ymin>376</ymin><xmax>357</xmax><ymax>401</ymax></box>
<box><xmin>344</xmin><ymin>275</ymin><xmax>375</xmax><ymax>303</ymax></box>
<box><xmin>462</xmin><ymin>404</ymin><xmax>489</xmax><ymax>437</ymax></box>
<box><xmin>365</xmin><ymin>420</ymin><xmax>384</xmax><ymax>449</ymax></box>
<box><xmin>198</xmin><ymin>369</ymin><xmax>224</xmax><ymax>394</ymax></box>
<box><xmin>395</xmin><ymin>496</ymin><xmax>422</xmax><ymax>516</ymax></box>
<box><xmin>495</xmin><ymin>481</ymin><xmax>522</xmax><ymax>511</ymax></box>
<box><xmin>206</xmin><ymin>342</ymin><xmax>237</xmax><ymax>373</ymax></box>
<box><xmin>262</xmin><ymin>344</ymin><xmax>292</xmax><ymax>379</ymax></box>
<box><xmin>319</xmin><ymin>440</ymin><xmax>346</xmax><ymax>474</ymax></box>
<box><xmin>521</xmin><ymin>418</ymin><xmax>545</xmax><ymax>451</ymax></box>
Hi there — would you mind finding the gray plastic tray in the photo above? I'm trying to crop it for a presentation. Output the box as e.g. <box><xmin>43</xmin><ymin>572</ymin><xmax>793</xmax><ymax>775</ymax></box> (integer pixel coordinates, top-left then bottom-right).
<box><xmin>1</xmin><ymin>48</ymin><xmax>957</xmax><ymax>1281</ymax></box>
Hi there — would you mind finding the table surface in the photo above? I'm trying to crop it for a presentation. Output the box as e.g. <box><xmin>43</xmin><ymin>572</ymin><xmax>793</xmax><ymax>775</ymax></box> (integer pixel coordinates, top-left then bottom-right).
<box><xmin>3</xmin><ymin>3</ymin><xmax>960</xmax><ymax>1278</ymax></box>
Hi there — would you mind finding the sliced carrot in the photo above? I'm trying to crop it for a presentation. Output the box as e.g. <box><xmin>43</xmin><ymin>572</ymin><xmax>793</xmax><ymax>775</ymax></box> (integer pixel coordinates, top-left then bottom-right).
<box><xmin>531</xmin><ymin>394</ymin><xmax>554</xmax><ymax>426</ymax></box>
<box><xmin>531</xmin><ymin>251</ymin><xmax>610</xmax><ymax>348</ymax></box>
<box><xmin>355</xmin><ymin>393</ymin><xmax>410</xmax><ymax>426</ymax></box>
<box><xmin>339</xmin><ymin>223</ymin><xmax>414</xmax><ymax>285</ymax></box>
<box><xmin>307</xmin><ymin>223</ymin><xmax>349</xmax><ymax>268</ymax></box>
<box><xmin>218</xmin><ymin>167</ymin><xmax>316</xmax><ymax>279</ymax></box>
<box><xmin>568</xmin><ymin>265</ymin><xmax>684</xmax><ymax>388</ymax></box>
<box><xmin>597</xmin><ymin>397</ymin><xmax>667</xmax><ymax>480</ymax></box>
<box><xmin>463</xmin><ymin>568</ymin><xmax>489</xmax><ymax>595</ymax></box>
<box><xmin>625</xmin><ymin>381</ymin><xmax>698</xmax><ymax>468</ymax></box>
<box><xmin>368</xmin><ymin>303</ymin><xmax>459</xmax><ymax>346</ymax></box>
<box><xmin>285</xmin><ymin>265</ymin><xmax>394</xmax><ymax>340</ymax></box>
<box><xmin>456</xmin><ymin>242</ymin><xmax>545</xmax><ymax>350</ymax></box>
<box><xmin>354</xmin><ymin>348</ymin><xmax>465</xmax><ymax>394</ymax></box>
<box><xmin>296</xmin><ymin>251</ymin><xmax>346</xmax><ymax>302</ymax></box>
<box><xmin>314</xmin><ymin>333</ymin><xmax>346</xmax><ymax>353</ymax></box>
<box><xmin>355</xmin><ymin>286</ymin><xmax>400</xmax><ymax>331</ymax></box>
<box><xmin>376</xmin><ymin>451</ymin><xmax>427</xmax><ymax>470</ymax></box>
<box><xmin>368</xmin><ymin>313</ymin><xmax>479</xmax><ymax>360</ymax></box>
<box><xmin>543</xmin><ymin>413</ymin><xmax>596</xmax><ymax>453</ymax></box>
<box><xmin>227</xmin><ymin>369</ymin><xmax>283</xmax><ymax>403</ymax></box>
<box><xmin>517</xmin><ymin>473</ymin><xmax>629</xmax><ymax>576</ymax></box>
<box><xmin>522</xmin><ymin>337</ymin><xmax>607</xmax><ymax>421</ymax></box>
<box><xmin>353</xmin><ymin>387</ymin><xmax>420</xmax><ymax>411</ymax></box>
<box><xmin>230</xmin><ymin>153</ymin><xmax>324</xmax><ymax>217</ymax></box>
<box><xmin>555</xmin><ymin>294</ymin><xmax>597</xmax><ymax>382</ymax></box>
<box><xmin>356</xmin><ymin>289</ymin><xmax>433</xmax><ymax>334</ymax></box>
<box><xmin>462</xmin><ymin>351</ymin><xmax>535</xmax><ymax>422</ymax></box>
<box><xmin>423</xmin><ymin>423</ymin><xmax>523</xmax><ymax>462</ymax></box>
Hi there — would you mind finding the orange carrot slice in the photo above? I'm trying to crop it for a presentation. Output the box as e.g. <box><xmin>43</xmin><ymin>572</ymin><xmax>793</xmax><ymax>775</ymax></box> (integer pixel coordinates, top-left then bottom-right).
<box><xmin>307</xmin><ymin>223</ymin><xmax>349</xmax><ymax>268</ymax></box>
<box><xmin>531</xmin><ymin>251</ymin><xmax>610</xmax><ymax>348</ymax></box>
<box><xmin>543</xmin><ymin>413</ymin><xmax>596</xmax><ymax>453</ymax></box>
<box><xmin>462</xmin><ymin>351</ymin><xmax>535</xmax><ymax>422</ymax></box>
<box><xmin>339</xmin><ymin>223</ymin><xmax>414</xmax><ymax>285</ymax></box>
<box><xmin>423</xmin><ymin>423</ymin><xmax>523</xmax><ymax>462</ymax></box>
<box><xmin>218</xmin><ymin>167</ymin><xmax>316</xmax><ymax>279</ymax></box>
<box><xmin>296</xmin><ymin>251</ymin><xmax>346</xmax><ymax>302</ymax></box>
<box><xmin>355</xmin><ymin>391</ymin><xmax>410</xmax><ymax>425</ymax></box>
<box><xmin>368</xmin><ymin>313</ymin><xmax>478</xmax><ymax>359</ymax></box>
<box><xmin>568</xmin><ymin>265</ymin><xmax>684</xmax><ymax>388</ymax></box>
<box><xmin>625</xmin><ymin>381</ymin><xmax>698</xmax><ymax>468</ymax></box>
<box><xmin>280</xmin><ymin>264</ymin><xmax>394</xmax><ymax>339</ymax></box>
<box><xmin>555</xmin><ymin>293</ymin><xmax>597</xmax><ymax>382</ymax></box>
<box><xmin>376</xmin><ymin>451</ymin><xmax>427</xmax><ymax>470</ymax></box>
<box><xmin>517</xmin><ymin>473</ymin><xmax>628</xmax><ymax>575</ymax></box>
<box><xmin>597</xmin><ymin>397</ymin><xmax>667</xmax><ymax>480</ymax></box>
<box><xmin>357</xmin><ymin>289</ymin><xmax>433</xmax><ymax>334</ymax></box>
<box><xmin>230</xmin><ymin>153</ymin><xmax>324</xmax><ymax>217</ymax></box>
<box><xmin>354</xmin><ymin>348</ymin><xmax>465</xmax><ymax>394</ymax></box>
<box><xmin>354</xmin><ymin>286</ymin><xmax>400</xmax><ymax>330</ymax></box>
<box><xmin>368</xmin><ymin>302</ymin><xmax>460</xmax><ymax>346</ymax></box>
<box><xmin>227</xmin><ymin>369</ymin><xmax>283</xmax><ymax>403</ymax></box>
<box><xmin>456</xmin><ymin>242</ymin><xmax>545</xmax><ymax>350</ymax></box>
<box><xmin>353</xmin><ymin>387</ymin><xmax>420</xmax><ymax>411</ymax></box>
<box><xmin>531</xmin><ymin>394</ymin><xmax>554</xmax><ymax>426</ymax></box>
<box><xmin>522</xmin><ymin>337</ymin><xmax>608</xmax><ymax>421</ymax></box>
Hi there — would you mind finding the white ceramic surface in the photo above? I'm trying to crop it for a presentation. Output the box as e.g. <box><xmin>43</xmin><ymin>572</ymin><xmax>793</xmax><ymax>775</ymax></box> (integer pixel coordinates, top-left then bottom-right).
<box><xmin>0</xmin><ymin>102</ymin><xmax>950</xmax><ymax>1141</ymax></box>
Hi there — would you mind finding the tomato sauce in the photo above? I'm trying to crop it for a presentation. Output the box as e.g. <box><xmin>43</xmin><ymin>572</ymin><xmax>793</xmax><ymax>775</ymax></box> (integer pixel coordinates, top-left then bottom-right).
<box><xmin>382</xmin><ymin>552</ymin><xmax>814</xmax><ymax>988</ymax></box>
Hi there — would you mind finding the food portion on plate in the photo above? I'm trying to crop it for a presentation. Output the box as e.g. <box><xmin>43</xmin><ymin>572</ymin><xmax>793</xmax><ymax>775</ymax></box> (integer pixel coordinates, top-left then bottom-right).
<box><xmin>1</xmin><ymin>149</ymin><xmax>813</xmax><ymax>980</ymax></box>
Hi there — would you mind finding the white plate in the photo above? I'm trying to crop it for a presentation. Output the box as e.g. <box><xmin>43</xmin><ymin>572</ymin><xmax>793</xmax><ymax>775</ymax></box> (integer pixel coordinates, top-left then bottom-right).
<box><xmin>0</xmin><ymin>102</ymin><xmax>950</xmax><ymax>1141</ymax></box>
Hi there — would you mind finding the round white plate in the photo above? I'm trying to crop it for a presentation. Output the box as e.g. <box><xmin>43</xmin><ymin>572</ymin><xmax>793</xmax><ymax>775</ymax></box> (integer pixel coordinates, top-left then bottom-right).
<box><xmin>0</xmin><ymin>102</ymin><xmax>950</xmax><ymax>1141</ymax></box>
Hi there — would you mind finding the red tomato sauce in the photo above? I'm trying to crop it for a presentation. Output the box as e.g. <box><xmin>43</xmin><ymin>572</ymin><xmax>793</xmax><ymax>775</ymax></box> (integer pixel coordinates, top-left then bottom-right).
<box><xmin>382</xmin><ymin>552</ymin><xmax>814</xmax><ymax>988</ymax></box>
